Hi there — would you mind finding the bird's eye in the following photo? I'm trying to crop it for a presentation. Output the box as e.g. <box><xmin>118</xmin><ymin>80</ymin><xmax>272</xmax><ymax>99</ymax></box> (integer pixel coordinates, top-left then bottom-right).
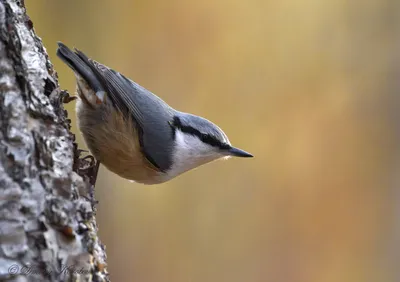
<box><xmin>199</xmin><ymin>133</ymin><xmax>223</xmax><ymax>148</ymax></box>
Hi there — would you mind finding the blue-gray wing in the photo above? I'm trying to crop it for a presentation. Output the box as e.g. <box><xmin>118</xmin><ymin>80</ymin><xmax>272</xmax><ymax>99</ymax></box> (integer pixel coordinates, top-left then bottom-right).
<box><xmin>74</xmin><ymin>51</ymin><xmax>176</xmax><ymax>171</ymax></box>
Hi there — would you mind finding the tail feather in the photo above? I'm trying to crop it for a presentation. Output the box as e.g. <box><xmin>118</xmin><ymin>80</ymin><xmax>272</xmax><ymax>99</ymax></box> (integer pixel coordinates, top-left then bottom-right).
<box><xmin>56</xmin><ymin>42</ymin><xmax>103</xmax><ymax>92</ymax></box>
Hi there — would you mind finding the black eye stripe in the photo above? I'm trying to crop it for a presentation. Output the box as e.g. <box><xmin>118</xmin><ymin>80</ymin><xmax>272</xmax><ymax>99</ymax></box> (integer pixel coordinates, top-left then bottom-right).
<box><xmin>172</xmin><ymin>116</ymin><xmax>230</xmax><ymax>149</ymax></box>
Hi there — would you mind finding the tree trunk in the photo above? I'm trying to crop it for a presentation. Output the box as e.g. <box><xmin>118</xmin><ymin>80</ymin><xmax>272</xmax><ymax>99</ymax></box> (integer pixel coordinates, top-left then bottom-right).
<box><xmin>0</xmin><ymin>0</ymin><xmax>108</xmax><ymax>281</ymax></box>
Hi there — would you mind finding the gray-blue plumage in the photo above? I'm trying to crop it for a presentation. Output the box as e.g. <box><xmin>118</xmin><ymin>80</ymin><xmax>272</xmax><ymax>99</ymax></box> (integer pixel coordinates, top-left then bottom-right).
<box><xmin>57</xmin><ymin>42</ymin><xmax>175</xmax><ymax>171</ymax></box>
<box><xmin>172</xmin><ymin>112</ymin><xmax>231</xmax><ymax>149</ymax></box>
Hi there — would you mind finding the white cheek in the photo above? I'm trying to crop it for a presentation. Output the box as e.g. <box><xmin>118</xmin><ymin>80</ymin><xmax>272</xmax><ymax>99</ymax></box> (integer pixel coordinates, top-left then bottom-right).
<box><xmin>168</xmin><ymin>130</ymin><xmax>220</xmax><ymax>177</ymax></box>
<box><xmin>174</xmin><ymin>131</ymin><xmax>212</xmax><ymax>161</ymax></box>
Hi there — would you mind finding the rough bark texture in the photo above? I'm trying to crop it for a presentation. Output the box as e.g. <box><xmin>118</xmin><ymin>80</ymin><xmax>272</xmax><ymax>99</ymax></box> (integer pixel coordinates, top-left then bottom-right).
<box><xmin>0</xmin><ymin>0</ymin><xmax>109</xmax><ymax>281</ymax></box>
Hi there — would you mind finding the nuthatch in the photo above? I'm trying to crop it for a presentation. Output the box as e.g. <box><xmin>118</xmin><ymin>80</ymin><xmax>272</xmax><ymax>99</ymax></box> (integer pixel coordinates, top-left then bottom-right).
<box><xmin>57</xmin><ymin>42</ymin><xmax>253</xmax><ymax>184</ymax></box>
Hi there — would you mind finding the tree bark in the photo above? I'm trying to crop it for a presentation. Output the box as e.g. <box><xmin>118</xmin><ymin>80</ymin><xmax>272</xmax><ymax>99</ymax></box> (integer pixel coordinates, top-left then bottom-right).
<box><xmin>0</xmin><ymin>0</ymin><xmax>108</xmax><ymax>281</ymax></box>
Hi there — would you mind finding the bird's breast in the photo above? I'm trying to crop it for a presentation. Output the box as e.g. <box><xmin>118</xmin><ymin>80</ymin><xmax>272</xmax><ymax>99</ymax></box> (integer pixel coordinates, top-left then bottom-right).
<box><xmin>76</xmin><ymin>98</ymin><xmax>166</xmax><ymax>184</ymax></box>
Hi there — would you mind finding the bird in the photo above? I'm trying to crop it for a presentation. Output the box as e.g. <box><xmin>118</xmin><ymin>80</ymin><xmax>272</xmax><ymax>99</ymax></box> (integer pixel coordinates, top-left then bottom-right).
<box><xmin>56</xmin><ymin>42</ymin><xmax>253</xmax><ymax>184</ymax></box>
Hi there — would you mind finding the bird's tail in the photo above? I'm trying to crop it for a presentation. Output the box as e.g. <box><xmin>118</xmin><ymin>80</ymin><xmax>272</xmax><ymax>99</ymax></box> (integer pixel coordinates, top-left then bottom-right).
<box><xmin>56</xmin><ymin>42</ymin><xmax>104</xmax><ymax>93</ymax></box>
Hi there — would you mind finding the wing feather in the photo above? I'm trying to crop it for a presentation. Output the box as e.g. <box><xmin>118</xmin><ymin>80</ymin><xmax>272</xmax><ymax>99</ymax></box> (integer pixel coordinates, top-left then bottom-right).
<box><xmin>72</xmin><ymin>50</ymin><xmax>175</xmax><ymax>171</ymax></box>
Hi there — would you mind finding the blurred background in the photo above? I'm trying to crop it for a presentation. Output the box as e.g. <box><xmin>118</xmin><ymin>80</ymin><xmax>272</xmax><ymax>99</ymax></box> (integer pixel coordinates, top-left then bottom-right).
<box><xmin>26</xmin><ymin>1</ymin><xmax>400</xmax><ymax>281</ymax></box>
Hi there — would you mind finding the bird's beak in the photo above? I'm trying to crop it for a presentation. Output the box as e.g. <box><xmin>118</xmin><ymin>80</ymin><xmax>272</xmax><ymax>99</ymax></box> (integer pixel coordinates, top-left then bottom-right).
<box><xmin>228</xmin><ymin>146</ymin><xmax>253</xmax><ymax>158</ymax></box>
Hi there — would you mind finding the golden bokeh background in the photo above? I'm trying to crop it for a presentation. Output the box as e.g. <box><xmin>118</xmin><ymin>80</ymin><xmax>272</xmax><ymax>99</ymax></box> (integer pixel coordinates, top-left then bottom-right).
<box><xmin>26</xmin><ymin>1</ymin><xmax>400</xmax><ymax>281</ymax></box>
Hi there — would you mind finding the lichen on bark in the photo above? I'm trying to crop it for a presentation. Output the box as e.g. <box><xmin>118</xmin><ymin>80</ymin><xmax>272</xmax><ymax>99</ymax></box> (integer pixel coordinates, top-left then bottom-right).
<box><xmin>0</xmin><ymin>0</ymin><xmax>108</xmax><ymax>281</ymax></box>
